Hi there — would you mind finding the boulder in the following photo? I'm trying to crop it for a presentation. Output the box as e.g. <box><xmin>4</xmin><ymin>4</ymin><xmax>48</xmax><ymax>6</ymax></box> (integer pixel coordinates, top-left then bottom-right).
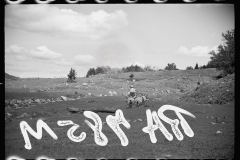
<box><xmin>60</xmin><ymin>96</ymin><xmax>68</xmax><ymax>101</ymax></box>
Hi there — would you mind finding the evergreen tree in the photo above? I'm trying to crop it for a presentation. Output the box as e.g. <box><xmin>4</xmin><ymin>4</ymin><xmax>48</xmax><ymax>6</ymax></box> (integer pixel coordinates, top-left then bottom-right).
<box><xmin>67</xmin><ymin>68</ymin><xmax>77</xmax><ymax>83</ymax></box>
<box><xmin>194</xmin><ymin>63</ymin><xmax>199</xmax><ymax>69</ymax></box>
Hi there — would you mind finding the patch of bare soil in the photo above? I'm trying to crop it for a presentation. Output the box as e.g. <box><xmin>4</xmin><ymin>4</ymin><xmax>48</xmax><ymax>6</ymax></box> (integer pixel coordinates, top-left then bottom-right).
<box><xmin>180</xmin><ymin>74</ymin><xmax>234</xmax><ymax>104</ymax></box>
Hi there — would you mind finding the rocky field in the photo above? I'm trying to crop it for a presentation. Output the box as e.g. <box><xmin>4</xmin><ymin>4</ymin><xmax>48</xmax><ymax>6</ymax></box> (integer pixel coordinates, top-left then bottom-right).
<box><xmin>5</xmin><ymin>68</ymin><xmax>235</xmax><ymax>159</ymax></box>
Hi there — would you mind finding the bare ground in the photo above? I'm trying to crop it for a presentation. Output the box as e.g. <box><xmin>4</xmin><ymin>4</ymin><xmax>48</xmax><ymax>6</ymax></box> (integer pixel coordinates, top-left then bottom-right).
<box><xmin>5</xmin><ymin>69</ymin><xmax>235</xmax><ymax>159</ymax></box>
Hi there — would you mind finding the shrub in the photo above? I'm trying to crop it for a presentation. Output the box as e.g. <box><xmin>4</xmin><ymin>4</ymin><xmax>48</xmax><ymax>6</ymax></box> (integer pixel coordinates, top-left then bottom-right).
<box><xmin>67</xmin><ymin>68</ymin><xmax>77</xmax><ymax>83</ymax></box>
<box><xmin>186</xmin><ymin>66</ymin><xmax>193</xmax><ymax>70</ymax></box>
<box><xmin>122</xmin><ymin>65</ymin><xmax>144</xmax><ymax>72</ymax></box>
<box><xmin>165</xmin><ymin>63</ymin><xmax>178</xmax><ymax>70</ymax></box>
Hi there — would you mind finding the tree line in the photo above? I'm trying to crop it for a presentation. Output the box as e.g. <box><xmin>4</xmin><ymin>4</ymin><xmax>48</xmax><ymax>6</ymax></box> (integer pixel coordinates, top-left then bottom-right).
<box><xmin>67</xmin><ymin>29</ymin><xmax>234</xmax><ymax>82</ymax></box>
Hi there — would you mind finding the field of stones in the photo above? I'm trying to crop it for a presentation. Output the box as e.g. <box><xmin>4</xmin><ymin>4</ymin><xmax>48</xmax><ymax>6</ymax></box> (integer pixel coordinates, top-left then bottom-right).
<box><xmin>5</xmin><ymin>68</ymin><xmax>235</xmax><ymax>159</ymax></box>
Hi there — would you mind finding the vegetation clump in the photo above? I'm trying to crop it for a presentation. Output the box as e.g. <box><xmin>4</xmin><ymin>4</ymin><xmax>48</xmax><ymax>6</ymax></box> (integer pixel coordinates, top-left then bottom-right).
<box><xmin>67</xmin><ymin>68</ymin><xmax>77</xmax><ymax>83</ymax></box>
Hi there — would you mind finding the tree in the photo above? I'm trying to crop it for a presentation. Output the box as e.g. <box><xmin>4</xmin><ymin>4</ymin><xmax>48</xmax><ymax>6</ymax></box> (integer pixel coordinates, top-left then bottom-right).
<box><xmin>122</xmin><ymin>65</ymin><xmax>144</xmax><ymax>72</ymax></box>
<box><xmin>144</xmin><ymin>65</ymin><xmax>155</xmax><ymax>71</ymax></box>
<box><xmin>165</xmin><ymin>63</ymin><xmax>178</xmax><ymax>70</ymax></box>
<box><xmin>194</xmin><ymin>63</ymin><xmax>199</xmax><ymax>69</ymax></box>
<box><xmin>67</xmin><ymin>68</ymin><xmax>77</xmax><ymax>83</ymax></box>
<box><xmin>208</xmin><ymin>29</ymin><xmax>235</xmax><ymax>74</ymax></box>
<box><xmin>86</xmin><ymin>68</ymin><xmax>96</xmax><ymax>78</ymax></box>
<box><xmin>95</xmin><ymin>67</ymin><xmax>104</xmax><ymax>75</ymax></box>
<box><xmin>186</xmin><ymin>66</ymin><xmax>193</xmax><ymax>70</ymax></box>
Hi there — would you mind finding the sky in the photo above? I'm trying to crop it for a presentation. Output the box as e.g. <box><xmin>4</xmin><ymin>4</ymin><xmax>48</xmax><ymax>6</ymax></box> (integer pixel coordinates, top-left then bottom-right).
<box><xmin>5</xmin><ymin>4</ymin><xmax>234</xmax><ymax>78</ymax></box>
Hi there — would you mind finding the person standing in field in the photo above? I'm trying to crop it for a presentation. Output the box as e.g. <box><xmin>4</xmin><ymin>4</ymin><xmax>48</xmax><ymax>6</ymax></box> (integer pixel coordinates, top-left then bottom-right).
<box><xmin>129</xmin><ymin>85</ymin><xmax>136</xmax><ymax>98</ymax></box>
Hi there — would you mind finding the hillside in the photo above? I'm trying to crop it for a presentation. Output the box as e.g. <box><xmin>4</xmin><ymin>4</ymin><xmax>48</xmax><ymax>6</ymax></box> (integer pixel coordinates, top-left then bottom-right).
<box><xmin>5</xmin><ymin>73</ymin><xmax>20</xmax><ymax>80</ymax></box>
<box><xmin>5</xmin><ymin>68</ymin><xmax>234</xmax><ymax>105</ymax></box>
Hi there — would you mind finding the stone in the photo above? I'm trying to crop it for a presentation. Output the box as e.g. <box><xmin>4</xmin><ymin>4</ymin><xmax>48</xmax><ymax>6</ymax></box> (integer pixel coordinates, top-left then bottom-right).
<box><xmin>83</xmin><ymin>83</ymin><xmax>88</xmax><ymax>86</ymax></box>
<box><xmin>60</xmin><ymin>96</ymin><xmax>68</xmax><ymax>101</ymax></box>
<box><xmin>35</xmin><ymin>99</ymin><xmax>41</xmax><ymax>104</ymax></box>
<box><xmin>166</xmin><ymin>89</ymin><xmax>170</xmax><ymax>94</ymax></box>
<box><xmin>17</xmin><ymin>113</ymin><xmax>30</xmax><ymax>119</ymax></box>
<box><xmin>10</xmin><ymin>99</ymin><xmax>17</xmax><ymax>105</ymax></box>
<box><xmin>16</xmin><ymin>100</ymin><xmax>22</xmax><ymax>103</ymax></box>
<box><xmin>5</xmin><ymin>100</ymin><xmax>10</xmax><ymax>106</ymax></box>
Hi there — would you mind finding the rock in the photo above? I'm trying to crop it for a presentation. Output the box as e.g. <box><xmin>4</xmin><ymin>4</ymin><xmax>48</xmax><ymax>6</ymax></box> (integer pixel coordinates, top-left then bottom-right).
<box><xmin>86</xmin><ymin>100</ymin><xmax>96</xmax><ymax>104</ymax></box>
<box><xmin>166</xmin><ymin>89</ymin><xmax>170</xmax><ymax>94</ymax></box>
<box><xmin>88</xmin><ymin>93</ymin><xmax>92</xmax><ymax>96</ymax></box>
<box><xmin>5</xmin><ymin>100</ymin><xmax>10</xmax><ymax>106</ymax></box>
<box><xmin>17</xmin><ymin>113</ymin><xmax>30</xmax><ymax>119</ymax></box>
<box><xmin>14</xmin><ymin>104</ymin><xmax>18</xmax><ymax>107</ymax></box>
<box><xmin>216</xmin><ymin>131</ymin><xmax>222</xmax><ymax>134</ymax></box>
<box><xmin>113</xmin><ymin>91</ymin><xmax>117</xmax><ymax>95</ymax></box>
<box><xmin>60</xmin><ymin>96</ymin><xmax>68</xmax><ymax>101</ymax></box>
<box><xmin>6</xmin><ymin>112</ymin><xmax>12</xmax><ymax>117</ymax></box>
<box><xmin>138</xmin><ymin>118</ymin><xmax>143</xmax><ymax>122</ymax></box>
<box><xmin>16</xmin><ymin>100</ymin><xmax>22</xmax><ymax>104</ymax></box>
<box><xmin>83</xmin><ymin>83</ymin><xmax>88</xmax><ymax>86</ymax></box>
<box><xmin>10</xmin><ymin>99</ymin><xmax>17</xmax><ymax>105</ymax></box>
<box><xmin>35</xmin><ymin>99</ymin><xmax>41</xmax><ymax>104</ymax></box>
<box><xmin>66</xmin><ymin>107</ymin><xmax>81</xmax><ymax>113</ymax></box>
<box><xmin>98</xmin><ymin>94</ymin><xmax>102</xmax><ymax>97</ymax></box>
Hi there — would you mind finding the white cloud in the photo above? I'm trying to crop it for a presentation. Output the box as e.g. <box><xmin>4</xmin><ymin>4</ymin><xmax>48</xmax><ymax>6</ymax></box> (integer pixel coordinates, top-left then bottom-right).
<box><xmin>29</xmin><ymin>46</ymin><xmax>62</xmax><ymax>60</ymax></box>
<box><xmin>74</xmin><ymin>54</ymin><xmax>95</xmax><ymax>66</ymax></box>
<box><xmin>176</xmin><ymin>45</ymin><xmax>218</xmax><ymax>57</ymax></box>
<box><xmin>5</xmin><ymin>5</ymin><xmax>128</xmax><ymax>39</ymax></box>
<box><xmin>5</xmin><ymin>45</ymin><xmax>74</xmax><ymax>67</ymax></box>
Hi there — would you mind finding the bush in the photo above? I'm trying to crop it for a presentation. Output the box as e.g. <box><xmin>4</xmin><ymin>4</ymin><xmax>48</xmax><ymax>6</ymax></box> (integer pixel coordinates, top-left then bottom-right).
<box><xmin>67</xmin><ymin>68</ymin><xmax>77</xmax><ymax>83</ymax></box>
<box><xmin>144</xmin><ymin>65</ymin><xmax>156</xmax><ymax>71</ymax></box>
<box><xmin>165</xmin><ymin>63</ymin><xmax>178</xmax><ymax>70</ymax></box>
<box><xmin>122</xmin><ymin>65</ymin><xmax>144</xmax><ymax>72</ymax></box>
<box><xmin>186</xmin><ymin>66</ymin><xmax>193</xmax><ymax>70</ymax></box>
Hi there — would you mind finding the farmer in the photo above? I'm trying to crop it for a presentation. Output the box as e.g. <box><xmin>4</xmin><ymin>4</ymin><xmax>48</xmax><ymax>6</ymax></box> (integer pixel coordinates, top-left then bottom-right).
<box><xmin>128</xmin><ymin>85</ymin><xmax>136</xmax><ymax>98</ymax></box>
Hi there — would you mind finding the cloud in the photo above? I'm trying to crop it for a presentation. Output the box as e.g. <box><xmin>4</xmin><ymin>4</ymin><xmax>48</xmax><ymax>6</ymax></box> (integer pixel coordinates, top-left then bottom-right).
<box><xmin>5</xmin><ymin>5</ymin><xmax>128</xmax><ymax>39</ymax></box>
<box><xmin>5</xmin><ymin>45</ymin><xmax>74</xmax><ymax>67</ymax></box>
<box><xmin>74</xmin><ymin>54</ymin><xmax>95</xmax><ymax>66</ymax></box>
<box><xmin>176</xmin><ymin>45</ymin><xmax>218</xmax><ymax>57</ymax></box>
<box><xmin>29</xmin><ymin>46</ymin><xmax>62</xmax><ymax>60</ymax></box>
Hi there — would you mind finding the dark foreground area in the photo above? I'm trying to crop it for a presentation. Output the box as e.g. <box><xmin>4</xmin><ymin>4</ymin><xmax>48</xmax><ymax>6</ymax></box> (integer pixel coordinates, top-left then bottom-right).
<box><xmin>5</xmin><ymin>69</ymin><xmax>235</xmax><ymax>159</ymax></box>
<box><xmin>5</xmin><ymin>95</ymin><xmax>234</xmax><ymax>159</ymax></box>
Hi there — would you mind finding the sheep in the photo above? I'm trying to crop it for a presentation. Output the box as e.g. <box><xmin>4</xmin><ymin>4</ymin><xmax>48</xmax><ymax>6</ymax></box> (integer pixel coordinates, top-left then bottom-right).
<box><xmin>134</xmin><ymin>93</ymin><xmax>149</xmax><ymax>107</ymax></box>
<box><xmin>123</xmin><ymin>94</ymin><xmax>136</xmax><ymax>108</ymax></box>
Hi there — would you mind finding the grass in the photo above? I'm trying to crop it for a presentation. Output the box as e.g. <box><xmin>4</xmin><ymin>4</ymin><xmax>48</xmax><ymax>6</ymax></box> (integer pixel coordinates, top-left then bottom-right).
<box><xmin>5</xmin><ymin>69</ymin><xmax>234</xmax><ymax>159</ymax></box>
